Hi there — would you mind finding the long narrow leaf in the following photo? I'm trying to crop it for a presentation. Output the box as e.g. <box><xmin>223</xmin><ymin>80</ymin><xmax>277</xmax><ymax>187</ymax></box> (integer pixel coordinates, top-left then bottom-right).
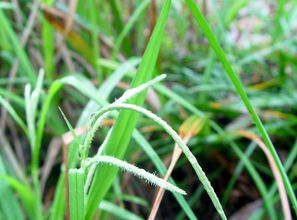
<box><xmin>85</xmin><ymin>1</ymin><xmax>172</xmax><ymax>219</ymax></box>
<box><xmin>185</xmin><ymin>0</ymin><xmax>297</xmax><ymax>214</ymax></box>
<box><xmin>0</xmin><ymin>10</ymin><xmax>36</xmax><ymax>84</ymax></box>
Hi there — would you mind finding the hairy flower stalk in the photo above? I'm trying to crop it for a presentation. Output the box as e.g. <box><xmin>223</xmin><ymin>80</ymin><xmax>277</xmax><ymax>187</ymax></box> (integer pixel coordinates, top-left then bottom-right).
<box><xmin>83</xmin><ymin>155</ymin><xmax>186</xmax><ymax>195</ymax></box>
<box><xmin>81</xmin><ymin>74</ymin><xmax>166</xmax><ymax>159</ymax></box>
<box><xmin>84</xmin><ymin>103</ymin><xmax>227</xmax><ymax>220</ymax></box>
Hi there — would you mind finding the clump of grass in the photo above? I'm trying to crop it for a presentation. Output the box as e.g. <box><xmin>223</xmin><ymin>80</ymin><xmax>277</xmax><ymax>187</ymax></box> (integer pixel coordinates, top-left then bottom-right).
<box><xmin>1</xmin><ymin>0</ymin><xmax>297</xmax><ymax>219</ymax></box>
<box><xmin>63</xmin><ymin>74</ymin><xmax>226</xmax><ymax>219</ymax></box>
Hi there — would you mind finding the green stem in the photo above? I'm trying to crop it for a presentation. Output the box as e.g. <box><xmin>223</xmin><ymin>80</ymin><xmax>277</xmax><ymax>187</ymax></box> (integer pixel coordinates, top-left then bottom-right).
<box><xmin>86</xmin><ymin>103</ymin><xmax>227</xmax><ymax>220</ymax></box>
<box><xmin>32</xmin><ymin>168</ymin><xmax>43</xmax><ymax>220</ymax></box>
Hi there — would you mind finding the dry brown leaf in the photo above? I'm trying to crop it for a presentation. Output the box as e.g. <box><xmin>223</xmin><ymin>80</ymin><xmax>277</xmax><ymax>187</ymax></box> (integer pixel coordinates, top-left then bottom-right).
<box><xmin>56</xmin><ymin>0</ymin><xmax>79</xmax><ymax>57</ymax></box>
<box><xmin>233</xmin><ymin>129</ymin><xmax>291</xmax><ymax>220</ymax></box>
<box><xmin>41</xmin><ymin>4</ymin><xmax>94</xmax><ymax>64</ymax></box>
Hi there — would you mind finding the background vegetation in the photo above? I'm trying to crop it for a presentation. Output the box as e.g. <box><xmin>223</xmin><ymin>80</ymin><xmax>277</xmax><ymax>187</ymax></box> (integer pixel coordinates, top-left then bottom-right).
<box><xmin>0</xmin><ymin>0</ymin><xmax>297</xmax><ymax>219</ymax></box>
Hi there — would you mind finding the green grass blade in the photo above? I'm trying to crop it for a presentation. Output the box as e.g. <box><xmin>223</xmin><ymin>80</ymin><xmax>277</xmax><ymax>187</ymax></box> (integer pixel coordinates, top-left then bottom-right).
<box><xmin>0</xmin><ymin>10</ymin><xmax>36</xmax><ymax>85</ymax></box>
<box><xmin>99</xmin><ymin>200</ymin><xmax>143</xmax><ymax>220</ymax></box>
<box><xmin>222</xmin><ymin>142</ymin><xmax>257</xmax><ymax>206</ymax></box>
<box><xmin>253</xmin><ymin>141</ymin><xmax>297</xmax><ymax>219</ymax></box>
<box><xmin>50</xmin><ymin>59</ymin><xmax>139</xmax><ymax>219</ymax></box>
<box><xmin>97</xmin><ymin>58</ymin><xmax>140</xmax><ymax>100</ymax></box>
<box><xmin>133</xmin><ymin>131</ymin><xmax>198</xmax><ymax>220</ymax></box>
<box><xmin>59</xmin><ymin>75</ymin><xmax>102</xmax><ymax>105</ymax></box>
<box><xmin>0</xmin><ymin>96</ymin><xmax>28</xmax><ymax>136</ymax></box>
<box><xmin>109</xmin><ymin>0</ymin><xmax>132</xmax><ymax>56</ymax></box>
<box><xmin>41</xmin><ymin>0</ymin><xmax>55</xmax><ymax>80</ymax></box>
<box><xmin>0</xmin><ymin>88</ymin><xmax>25</xmax><ymax>107</ymax></box>
<box><xmin>87</xmin><ymin>103</ymin><xmax>227</xmax><ymax>219</ymax></box>
<box><xmin>88</xmin><ymin>0</ymin><xmax>102</xmax><ymax>82</ymax></box>
<box><xmin>69</xmin><ymin>168</ymin><xmax>85</xmax><ymax>220</ymax></box>
<box><xmin>85</xmin><ymin>1</ymin><xmax>172</xmax><ymax>219</ymax></box>
<box><xmin>176</xmin><ymin>169</ymin><xmax>223</xmax><ymax>220</ymax></box>
<box><xmin>112</xmin><ymin>0</ymin><xmax>150</xmax><ymax>59</ymax></box>
<box><xmin>154</xmin><ymin>84</ymin><xmax>276</xmax><ymax>219</ymax></box>
<box><xmin>32</xmin><ymin>81</ymin><xmax>63</xmax><ymax>171</ymax></box>
<box><xmin>59</xmin><ymin>107</ymin><xmax>81</xmax><ymax>149</ymax></box>
<box><xmin>69</xmin><ymin>169</ymin><xmax>78</xmax><ymax>220</ymax></box>
<box><xmin>185</xmin><ymin>0</ymin><xmax>297</xmax><ymax>214</ymax></box>
<box><xmin>223</xmin><ymin>0</ymin><xmax>248</xmax><ymax>26</ymax></box>
<box><xmin>49</xmin><ymin>174</ymin><xmax>66</xmax><ymax>220</ymax></box>
<box><xmin>0</xmin><ymin>174</ymin><xmax>34</xmax><ymax>219</ymax></box>
<box><xmin>55</xmin><ymin>69</ymin><xmax>197</xmax><ymax>219</ymax></box>
<box><xmin>269</xmin><ymin>140</ymin><xmax>297</xmax><ymax>195</ymax></box>
<box><xmin>0</xmin><ymin>156</ymin><xmax>25</xmax><ymax>220</ymax></box>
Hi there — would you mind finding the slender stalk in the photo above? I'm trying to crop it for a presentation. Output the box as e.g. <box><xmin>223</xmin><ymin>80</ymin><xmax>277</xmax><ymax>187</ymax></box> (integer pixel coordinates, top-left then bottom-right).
<box><xmin>154</xmin><ymin>84</ymin><xmax>277</xmax><ymax>219</ymax></box>
<box><xmin>82</xmin><ymin>74</ymin><xmax>166</xmax><ymax>160</ymax></box>
<box><xmin>83</xmin><ymin>156</ymin><xmax>186</xmax><ymax>195</ymax></box>
<box><xmin>86</xmin><ymin>103</ymin><xmax>227</xmax><ymax>220</ymax></box>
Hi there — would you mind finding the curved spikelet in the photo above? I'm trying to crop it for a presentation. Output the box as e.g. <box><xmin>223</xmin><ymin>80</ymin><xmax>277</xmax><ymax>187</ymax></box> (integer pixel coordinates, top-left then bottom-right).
<box><xmin>83</xmin><ymin>155</ymin><xmax>186</xmax><ymax>195</ymax></box>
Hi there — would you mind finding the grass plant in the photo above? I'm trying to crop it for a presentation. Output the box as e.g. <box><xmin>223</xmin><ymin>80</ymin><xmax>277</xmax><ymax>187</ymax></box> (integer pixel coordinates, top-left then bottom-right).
<box><xmin>0</xmin><ymin>0</ymin><xmax>297</xmax><ymax>219</ymax></box>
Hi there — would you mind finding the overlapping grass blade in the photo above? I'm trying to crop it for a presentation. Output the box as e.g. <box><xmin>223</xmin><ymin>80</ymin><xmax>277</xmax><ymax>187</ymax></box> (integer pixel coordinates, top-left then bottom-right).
<box><xmin>0</xmin><ymin>156</ymin><xmax>25</xmax><ymax>220</ymax></box>
<box><xmin>88</xmin><ymin>0</ymin><xmax>102</xmax><ymax>81</ymax></box>
<box><xmin>112</xmin><ymin>0</ymin><xmax>150</xmax><ymax>59</ymax></box>
<box><xmin>0</xmin><ymin>10</ymin><xmax>36</xmax><ymax>85</ymax></box>
<box><xmin>254</xmin><ymin>140</ymin><xmax>297</xmax><ymax>218</ymax></box>
<box><xmin>0</xmin><ymin>173</ymin><xmax>34</xmax><ymax>220</ymax></box>
<box><xmin>57</xmin><ymin>67</ymin><xmax>197</xmax><ymax>219</ymax></box>
<box><xmin>88</xmin><ymin>102</ymin><xmax>227</xmax><ymax>219</ymax></box>
<box><xmin>222</xmin><ymin>143</ymin><xmax>257</xmax><ymax>206</ymax></box>
<box><xmin>69</xmin><ymin>169</ymin><xmax>85</xmax><ymax>220</ymax></box>
<box><xmin>41</xmin><ymin>0</ymin><xmax>55</xmax><ymax>80</ymax></box>
<box><xmin>99</xmin><ymin>200</ymin><xmax>143</xmax><ymax>220</ymax></box>
<box><xmin>154</xmin><ymin>84</ymin><xmax>276</xmax><ymax>218</ymax></box>
<box><xmin>0</xmin><ymin>96</ymin><xmax>28</xmax><ymax>136</ymax></box>
<box><xmin>85</xmin><ymin>1</ymin><xmax>172</xmax><ymax>219</ymax></box>
<box><xmin>184</xmin><ymin>0</ymin><xmax>297</xmax><ymax>214</ymax></box>
<box><xmin>109</xmin><ymin>0</ymin><xmax>132</xmax><ymax>56</ymax></box>
<box><xmin>133</xmin><ymin>131</ymin><xmax>197</xmax><ymax>220</ymax></box>
<box><xmin>49</xmin><ymin>58</ymin><xmax>139</xmax><ymax>219</ymax></box>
